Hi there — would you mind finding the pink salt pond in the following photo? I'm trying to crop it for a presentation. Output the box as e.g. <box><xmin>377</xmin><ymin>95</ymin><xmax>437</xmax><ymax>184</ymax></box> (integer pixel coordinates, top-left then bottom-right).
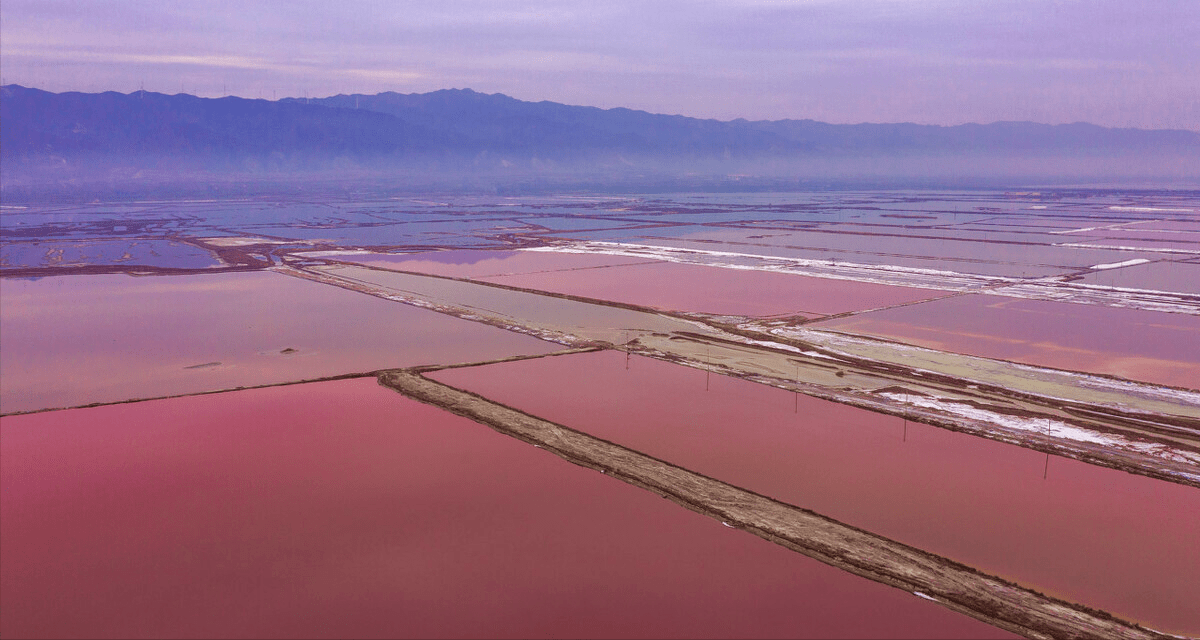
<box><xmin>0</xmin><ymin>378</ymin><xmax>1009</xmax><ymax>639</ymax></box>
<box><xmin>810</xmin><ymin>294</ymin><xmax>1200</xmax><ymax>389</ymax></box>
<box><xmin>324</xmin><ymin>248</ymin><xmax>651</xmax><ymax>278</ymax></box>
<box><xmin>0</xmin><ymin>271</ymin><xmax>559</xmax><ymax>413</ymax></box>
<box><xmin>328</xmin><ymin>249</ymin><xmax>947</xmax><ymax>317</ymax></box>
<box><xmin>1074</xmin><ymin>258</ymin><xmax>1200</xmax><ymax>295</ymax></box>
<box><xmin>431</xmin><ymin>351</ymin><xmax>1200</xmax><ymax>635</ymax></box>
<box><xmin>479</xmin><ymin>259</ymin><xmax>946</xmax><ymax>317</ymax></box>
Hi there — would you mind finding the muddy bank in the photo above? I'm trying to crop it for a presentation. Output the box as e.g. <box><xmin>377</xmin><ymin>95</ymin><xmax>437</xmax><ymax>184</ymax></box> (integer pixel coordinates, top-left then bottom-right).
<box><xmin>284</xmin><ymin>263</ymin><xmax>1200</xmax><ymax>489</ymax></box>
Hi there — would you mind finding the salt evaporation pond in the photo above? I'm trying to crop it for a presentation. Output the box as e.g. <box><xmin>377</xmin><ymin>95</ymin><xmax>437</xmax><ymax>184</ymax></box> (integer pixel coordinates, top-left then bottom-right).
<box><xmin>811</xmin><ymin>294</ymin><xmax>1200</xmax><ymax>389</ymax></box>
<box><xmin>318</xmin><ymin>248</ymin><xmax>649</xmax><ymax>278</ymax></box>
<box><xmin>1073</xmin><ymin>258</ymin><xmax>1200</xmax><ymax>294</ymax></box>
<box><xmin>0</xmin><ymin>378</ymin><xmax>1009</xmax><ymax>639</ymax></box>
<box><xmin>431</xmin><ymin>350</ymin><xmax>1200</xmax><ymax>635</ymax></box>
<box><xmin>330</xmin><ymin>249</ymin><xmax>947</xmax><ymax>317</ymax></box>
<box><xmin>0</xmin><ymin>271</ymin><xmax>559</xmax><ymax>413</ymax></box>
<box><xmin>478</xmin><ymin>260</ymin><xmax>948</xmax><ymax>317</ymax></box>
<box><xmin>646</xmin><ymin>228</ymin><xmax>1147</xmax><ymax>278</ymax></box>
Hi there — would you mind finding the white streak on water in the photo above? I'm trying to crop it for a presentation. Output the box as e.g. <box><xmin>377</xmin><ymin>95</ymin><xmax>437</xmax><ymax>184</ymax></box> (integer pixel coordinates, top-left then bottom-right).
<box><xmin>1091</xmin><ymin>258</ymin><xmax>1150</xmax><ymax>270</ymax></box>
<box><xmin>525</xmin><ymin>242</ymin><xmax>1200</xmax><ymax>315</ymax></box>
<box><xmin>295</xmin><ymin>249</ymin><xmax>378</xmax><ymax>257</ymax></box>
<box><xmin>525</xmin><ymin>242</ymin><xmax>1006</xmax><ymax>291</ymax></box>
<box><xmin>1056</xmin><ymin>242</ymin><xmax>1200</xmax><ymax>256</ymax></box>
<box><xmin>1109</xmin><ymin>206</ymin><xmax>1195</xmax><ymax>212</ymax></box>
<box><xmin>769</xmin><ymin>326</ymin><xmax>1200</xmax><ymax>408</ymax></box>
<box><xmin>731</xmin><ymin>338</ymin><xmax>840</xmax><ymax>360</ymax></box>
<box><xmin>877</xmin><ymin>392</ymin><xmax>1200</xmax><ymax>475</ymax></box>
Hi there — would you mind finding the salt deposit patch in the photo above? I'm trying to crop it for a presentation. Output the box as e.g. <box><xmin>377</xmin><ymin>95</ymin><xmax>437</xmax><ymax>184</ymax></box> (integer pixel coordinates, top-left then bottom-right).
<box><xmin>1092</xmin><ymin>259</ymin><xmax>1151</xmax><ymax>270</ymax></box>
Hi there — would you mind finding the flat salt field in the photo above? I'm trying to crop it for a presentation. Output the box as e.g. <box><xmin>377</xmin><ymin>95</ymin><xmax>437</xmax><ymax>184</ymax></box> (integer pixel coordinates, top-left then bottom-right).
<box><xmin>318</xmin><ymin>249</ymin><xmax>651</xmax><ymax>278</ymax></box>
<box><xmin>639</xmin><ymin>229</ymin><xmax>1152</xmax><ymax>276</ymax></box>
<box><xmin>0</xmin><ymin>238</ymin><xmax>223</xmax><ymax>270</ymax></box>
<box><xmin>477</xmin><ymin>260</ymin><xmax>949</xmax><ymax>317</ymax></box>
<box><xmin>810</xmin><ymin>294</ymin><xmax>1200</xmax><ymax>389</ymax></box>
<box><xmin>307</xmin><ymin>263</ymin><xmax>722</xmax><ymax>344</ymax></box>
<box><xmin>1072</xmin><ymin>259</ymin><xmax>1200</xmax><ymax>294</ymax></box>
<box><xmin>430</xmin><ymin>350</ymin><xmax>1200</xmax><ymax>635</ymax></box>
<box><xmin>3</xmin><ymin>190</ymin><xmax>1196</xmax><ymax>638</ymax></box>
<box><xmin>0</xmin><ymin>271</ymin><xmax>559</xmax><ymax>413</ymax></box>
<box><xmin>600</xmin><ymin>236</ymin><xmax>1078</xmax><ymax>278</ymax></box>
<box><xmin>1129</xmin><ymin>220</ymin><xmax>1200</xmax><ymax>232</ymax></box>
<box><xmin>1091</xmin><ymin>229</ymin><xmax>1200</xmax><ymax>244</ymax></box>
<box><xmin>0</xmin><ymin>378</ymin><xmax>1010</xmax><ymax>639</ymax></box>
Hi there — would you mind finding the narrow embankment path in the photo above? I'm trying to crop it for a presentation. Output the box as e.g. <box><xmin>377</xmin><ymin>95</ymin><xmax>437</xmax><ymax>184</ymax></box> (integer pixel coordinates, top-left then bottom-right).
<box><xmin>379</xmin><ymin>368</ymin><xmax>1174</xmax><ymax>640</ymax></box>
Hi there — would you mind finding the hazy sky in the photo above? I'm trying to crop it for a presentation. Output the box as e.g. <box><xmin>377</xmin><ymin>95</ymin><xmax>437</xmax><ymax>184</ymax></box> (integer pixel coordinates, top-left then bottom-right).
<box><xmin>3</xmin><ymin>1</ymin><xmax>1198</xmax><ymax>129</ymax></box>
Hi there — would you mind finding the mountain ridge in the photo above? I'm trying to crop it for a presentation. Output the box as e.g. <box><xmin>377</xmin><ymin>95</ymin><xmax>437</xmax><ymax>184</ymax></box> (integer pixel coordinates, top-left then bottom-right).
<box><xmin>3</xmin><ymin>84</ymin><xmax>1198</xmax><ymax>186</ymax></box>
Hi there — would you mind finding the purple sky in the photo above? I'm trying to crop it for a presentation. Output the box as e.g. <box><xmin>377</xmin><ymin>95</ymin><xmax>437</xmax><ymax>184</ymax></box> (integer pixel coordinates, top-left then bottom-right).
<box><xmin>3</xmin><ymin>1</ymin><xmax>1198</xmax><ymax>130</ymax></box>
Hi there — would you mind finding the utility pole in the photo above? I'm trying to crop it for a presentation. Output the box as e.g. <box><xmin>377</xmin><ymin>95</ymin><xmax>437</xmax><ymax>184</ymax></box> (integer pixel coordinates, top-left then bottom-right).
<box><xmin>1043</xmin><ymin>418</ymin><xmax>1051</xmax><ymax>479</ymax></box>
<box><xmin>794</xmin><ymin>364</ymin><xmax>799</xmax><ymax>413</ymax></box>
<box><xmin>705</xmin><ymin>344</ymin><xmax>711</xmax><ymax>391</ymax></box>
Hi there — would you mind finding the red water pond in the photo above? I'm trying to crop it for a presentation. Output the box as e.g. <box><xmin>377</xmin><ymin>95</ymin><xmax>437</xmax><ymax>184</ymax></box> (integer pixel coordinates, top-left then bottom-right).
<box><xmin>325</xmin><ymin>249</ymin><xmax>650</xmax><ymax>278</ymax></box>
<box><xmin>431</xmin><ymin>351</ymin><xmax>1200</xmax><ymax>635</ymax></box>
<box><xmin>0</xmin><ymin>271</ymin><xmax>558</xmax><ymax>413</ymax></box>
<box><xmin>480</xmin><ymin>260</ymin><xmax>947</xmax><ymax>317</ymax></box>
<box><xmin>811</xmin><ymin>294</ymin><xmax>1200</xmax><ymax>389</ymax></box>
<box><xmin>0</xmin><ymin>379</ymin><xmax>1009</xmax><ymax>639</ymax></box>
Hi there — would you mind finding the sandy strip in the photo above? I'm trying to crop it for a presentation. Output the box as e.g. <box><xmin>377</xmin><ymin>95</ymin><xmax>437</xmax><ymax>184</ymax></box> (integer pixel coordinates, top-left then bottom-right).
<box><xmin>0</xmin><ymin>348</ymin><xmax>595</xmax><ymax>418</ymax></box>
<box><xmin>379</xmin><ymin>369</ymin><xmax>1173</xmax><ymax>640</ymax></box>
<box><xmin>275</xmin><ymin>263</ymin><xmax>1200</xmax><ymax>489</ymax></box>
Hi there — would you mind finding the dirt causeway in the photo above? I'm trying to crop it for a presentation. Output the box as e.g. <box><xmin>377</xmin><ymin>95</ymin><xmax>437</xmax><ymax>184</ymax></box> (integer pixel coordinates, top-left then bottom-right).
<box><xmin>379</xmin><ymin>369</ymin><xmax>1174</xmax><ymax>640</ymax></box>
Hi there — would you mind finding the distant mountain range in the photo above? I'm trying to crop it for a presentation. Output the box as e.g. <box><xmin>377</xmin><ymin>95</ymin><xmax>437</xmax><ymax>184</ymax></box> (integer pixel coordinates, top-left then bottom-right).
<box><xmin>3</xmin><ymin>84</ymin><xmax>1198</xmax><ymax>187</ymax></box>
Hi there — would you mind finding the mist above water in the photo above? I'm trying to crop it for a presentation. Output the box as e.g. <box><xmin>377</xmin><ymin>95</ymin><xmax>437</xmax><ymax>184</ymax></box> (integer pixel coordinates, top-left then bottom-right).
<box><xmin>4</xmin><ymin>85</ymin><xmax>1198</xmax><ymax>200</ymax></box>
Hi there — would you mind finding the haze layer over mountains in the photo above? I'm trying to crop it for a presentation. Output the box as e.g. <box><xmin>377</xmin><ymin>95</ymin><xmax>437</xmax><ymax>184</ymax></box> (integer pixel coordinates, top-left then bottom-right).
<box><xmin>3</xmin><ymin>84</ymin><xmax>1198</xmax><ymax>192</ymax></box>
